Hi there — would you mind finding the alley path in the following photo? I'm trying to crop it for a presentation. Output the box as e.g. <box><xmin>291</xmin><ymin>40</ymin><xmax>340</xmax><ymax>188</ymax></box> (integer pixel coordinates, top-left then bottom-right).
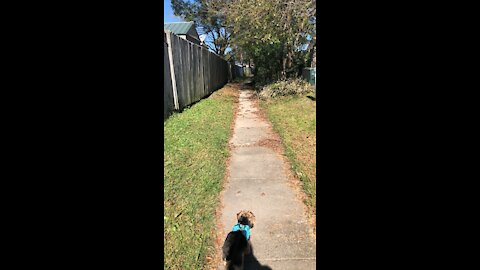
<box><xmin>217</xmin><ymin>82</ymin><xmax>316</xmax><ymax>270</ymax></box>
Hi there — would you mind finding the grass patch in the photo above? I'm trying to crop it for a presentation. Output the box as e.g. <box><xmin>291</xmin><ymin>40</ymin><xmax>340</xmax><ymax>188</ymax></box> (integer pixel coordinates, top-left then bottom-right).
<box><xmin>259</xmin><ymin>92</ymin><xmax>316</xmax><ymax>216</ymax></box>
<box><xmin>164</xmin><ymin>85</ymin><xmax>238</xmax><ymax>270</ymax></box>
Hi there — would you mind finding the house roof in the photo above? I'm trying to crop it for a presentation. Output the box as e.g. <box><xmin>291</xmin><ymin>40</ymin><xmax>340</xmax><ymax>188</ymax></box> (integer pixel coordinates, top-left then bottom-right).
<box><xmin>164</xmin><ymin>22</ymin><xmax>195</xmax><ymax>35</ymax></box>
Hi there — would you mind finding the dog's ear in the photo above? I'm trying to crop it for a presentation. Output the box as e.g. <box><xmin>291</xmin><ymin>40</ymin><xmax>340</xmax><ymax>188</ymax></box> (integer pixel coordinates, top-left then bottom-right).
<box><xmin>236</xmin><ymin>210</ymin><xmax>243</xmax><ymax>222</ymax></box>
<box><xmin>247</xmin><ymin>211</ymin><xmax>256</xmax><ymax>228</ymax></box>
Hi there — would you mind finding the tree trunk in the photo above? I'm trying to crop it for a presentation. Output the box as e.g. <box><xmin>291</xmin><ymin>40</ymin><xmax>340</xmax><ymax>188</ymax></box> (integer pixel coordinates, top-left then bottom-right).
<box><xmin>281</xmin><ymin>57</ymin><xmax>287</xmax><ymax>80</ymax></box>
<box><xmin>287</xmin><ymin>50</ymin><xmax>293</xmax><ymax>75</ymax></box>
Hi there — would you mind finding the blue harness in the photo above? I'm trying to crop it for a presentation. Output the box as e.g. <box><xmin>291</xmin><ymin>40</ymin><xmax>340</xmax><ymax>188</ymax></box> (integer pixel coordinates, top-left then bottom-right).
<box><xmin>232</xmin><ymin>223</ymin><xmax>251</xmax><ymax>240</ymax></box>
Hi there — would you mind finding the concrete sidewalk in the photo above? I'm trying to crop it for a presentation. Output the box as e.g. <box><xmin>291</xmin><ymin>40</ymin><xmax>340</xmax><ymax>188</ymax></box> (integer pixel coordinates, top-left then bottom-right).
<box><xmin>217</xmin><ymin>86</ymin><xmax>316</xmax><ymax>270</ymax></box>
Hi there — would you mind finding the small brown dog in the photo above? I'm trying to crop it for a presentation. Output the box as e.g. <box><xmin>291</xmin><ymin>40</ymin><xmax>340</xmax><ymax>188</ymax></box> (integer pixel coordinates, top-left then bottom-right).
<box><xmin>222</xmin><ymin>210</ymin><xmax>256</xmax><ymax>270</ymax></box>
<box><xmin>236</xmin><ymin>210</ymin><xmax>256</xmax><ymax>229</ymax></box>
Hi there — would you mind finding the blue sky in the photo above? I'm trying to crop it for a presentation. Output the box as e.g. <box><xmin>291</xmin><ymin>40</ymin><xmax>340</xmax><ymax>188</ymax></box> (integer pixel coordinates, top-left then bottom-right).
<box><xmin>164</xmin><ymin>0</ymin><xmax>184</xmax><ymax>23</ymax></box>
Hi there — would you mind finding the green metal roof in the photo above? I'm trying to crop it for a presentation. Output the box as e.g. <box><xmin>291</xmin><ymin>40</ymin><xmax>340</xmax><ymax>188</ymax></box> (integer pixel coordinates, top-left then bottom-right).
<box><xmin>164</xmin><ymin>22</ymin><xmax>194</xmax><ymax>35</ymax></box>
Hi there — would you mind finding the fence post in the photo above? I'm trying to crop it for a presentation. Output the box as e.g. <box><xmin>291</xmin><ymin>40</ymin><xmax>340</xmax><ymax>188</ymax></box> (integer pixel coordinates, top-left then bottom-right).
<box><xmin>165</xmin><ymin>31</ymin><xmax>179</xmax><ymax>110</ymax></box>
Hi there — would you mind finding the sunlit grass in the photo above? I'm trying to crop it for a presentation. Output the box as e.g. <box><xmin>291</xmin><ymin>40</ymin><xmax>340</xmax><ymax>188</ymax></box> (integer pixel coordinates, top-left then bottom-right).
<box><xmin>164</xmin><ymin>86</ymin><xmax>237</xmax><ymax>270</ymax></box>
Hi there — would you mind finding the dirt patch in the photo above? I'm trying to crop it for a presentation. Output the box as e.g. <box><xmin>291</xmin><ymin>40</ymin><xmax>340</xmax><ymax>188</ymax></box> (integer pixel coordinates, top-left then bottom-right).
<box><xmin>256</xmin><ymin>138</ymin><xmax>283</xmax><ymax>153</ymax></box>
<box><xmin>211</xmin><ymin>83</ymin><xmax>241</xmax><ymax>100</ymax></box>
<box><xmin>289</xmin><ymin>136</ymin><xmax>316</xmax><ymax>186</ymax></box>
<box><xmin>248</xmin><ymin>94</ymin><xmax>267</xmax><ymax>119</ymax></box>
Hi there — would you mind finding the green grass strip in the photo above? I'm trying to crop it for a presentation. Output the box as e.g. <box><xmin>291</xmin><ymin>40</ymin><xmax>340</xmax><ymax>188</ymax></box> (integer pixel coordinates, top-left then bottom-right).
<box><xmin>164</xmin><ymin>87</ymin><xmax>237</xmax><ymax>270</ymax></box>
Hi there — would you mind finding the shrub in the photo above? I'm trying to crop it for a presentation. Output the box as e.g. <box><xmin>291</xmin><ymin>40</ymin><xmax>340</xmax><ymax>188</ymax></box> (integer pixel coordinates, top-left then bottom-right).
<box><xmin>258</xmin><ymin>78</ymin><xmax>314</xmax><ymax>99</ymax></box>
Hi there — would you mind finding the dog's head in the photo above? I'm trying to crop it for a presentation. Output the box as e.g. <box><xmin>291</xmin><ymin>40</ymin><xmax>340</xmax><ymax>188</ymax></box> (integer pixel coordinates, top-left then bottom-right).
<box><xmin>236</xmin><ymin>210</ymin><xmax>256</xmax><ymax>228</ymax></box>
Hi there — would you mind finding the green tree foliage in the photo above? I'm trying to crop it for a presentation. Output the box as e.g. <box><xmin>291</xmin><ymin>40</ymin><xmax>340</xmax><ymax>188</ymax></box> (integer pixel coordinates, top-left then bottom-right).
<box><xmin>171</xmin><ymin>0</ymin><xmax>232</xmax><ymax>57</ymax></box>
<box><xmin>225</xmin><ymin>0</ymin><xmax>316</xmax><ymax>83</ymax></box>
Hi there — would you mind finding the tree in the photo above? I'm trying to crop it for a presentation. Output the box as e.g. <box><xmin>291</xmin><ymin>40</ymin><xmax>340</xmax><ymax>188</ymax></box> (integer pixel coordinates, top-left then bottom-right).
<box><xmin>225</xmin><ymin>0</ymin><xmax>316</xmax><ymax>82</ymax></box>
<box><xmin>170</xmin><ymin>0</ymin><xmax>232</xmax><ymax>57</ymax></box>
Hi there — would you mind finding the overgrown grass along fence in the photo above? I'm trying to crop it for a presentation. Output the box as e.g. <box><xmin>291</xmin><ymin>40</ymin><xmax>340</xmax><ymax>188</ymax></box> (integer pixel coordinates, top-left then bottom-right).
<box><xmin>164</xmin><ymin>30</ymin><xmax>229</xmax><ymax>119</ymax></box>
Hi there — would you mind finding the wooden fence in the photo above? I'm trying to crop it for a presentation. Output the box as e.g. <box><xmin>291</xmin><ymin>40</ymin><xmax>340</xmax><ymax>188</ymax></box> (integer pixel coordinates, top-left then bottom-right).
<box><xmin>164</xmin><ymin>38</ymin><xmax>175</xmax><ymax>119</ymax></box>
<box><xmin>164</xmin><ymin>30</ymin><xmax>229</xmax><ymax>119</ymax></box>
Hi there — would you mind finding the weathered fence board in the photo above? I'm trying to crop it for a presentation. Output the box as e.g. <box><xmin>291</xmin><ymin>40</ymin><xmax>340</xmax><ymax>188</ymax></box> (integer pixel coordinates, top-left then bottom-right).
<box><xmin>164</xmin><ymin>30</ymin><xmax>229</xmax><ymax>119</ymax></box>
<box><xmin>164</xmin><ymin>41</ymin><xmax>175</xmax><ymax>119</ymax></box>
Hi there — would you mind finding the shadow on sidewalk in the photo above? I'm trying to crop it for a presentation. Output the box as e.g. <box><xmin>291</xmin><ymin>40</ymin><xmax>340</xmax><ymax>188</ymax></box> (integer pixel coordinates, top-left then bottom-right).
<box><xmin>240</xmin><ymin>79</ymin><xmax>255</xmax><ymax>91</ymax></box>
<box><xmin>244</xmin><ymin>244</ymin><xmax>272</xmax><ymax>270</ymax></box>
